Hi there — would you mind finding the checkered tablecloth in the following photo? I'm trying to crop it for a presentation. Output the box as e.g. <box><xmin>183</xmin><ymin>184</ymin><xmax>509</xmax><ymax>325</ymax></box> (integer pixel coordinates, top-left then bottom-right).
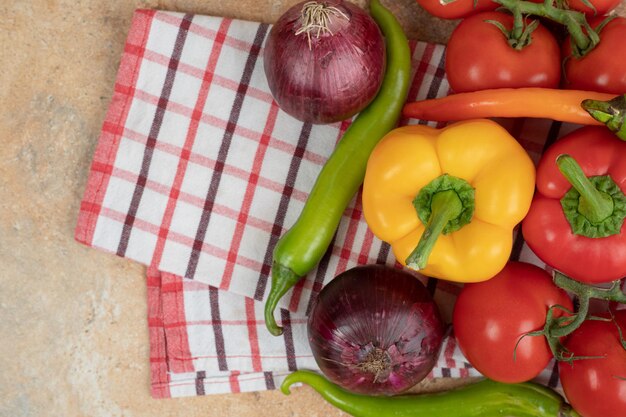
<box><xmin>75</xmin><ymin>9</ymin><xmax>575</xmax><ymax>397</ymax></box>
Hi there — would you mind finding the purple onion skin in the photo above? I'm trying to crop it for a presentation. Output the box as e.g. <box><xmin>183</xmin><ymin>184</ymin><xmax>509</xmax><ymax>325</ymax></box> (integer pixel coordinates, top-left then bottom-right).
<box><xmin>307</xmin><ymin>265</ymin><xmax>445</xmax><ymax>396</ymax></box>
<box><xmin>263</xmin><ymin>0</ymin><xmax>386</xmax><ymax>124</ymax></box>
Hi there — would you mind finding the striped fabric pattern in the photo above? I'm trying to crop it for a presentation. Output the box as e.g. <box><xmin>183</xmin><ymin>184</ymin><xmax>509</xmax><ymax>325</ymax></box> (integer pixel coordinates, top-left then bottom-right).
<box><xmin>76</xmin><ymin>9</ymin><xmax>574</xmax><ymax>397</ymax></box>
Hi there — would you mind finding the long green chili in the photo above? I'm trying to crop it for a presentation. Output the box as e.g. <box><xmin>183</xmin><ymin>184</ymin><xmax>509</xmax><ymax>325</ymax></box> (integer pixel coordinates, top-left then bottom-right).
<box><xmin>264</xmin><ymin>0</ymin><xmax>411</xmax><ymax>336</ymax></box>
<box><xmin>281</xmin><ymin>370</ymin><xmax>581</xmax><ymax>417</ymax></box>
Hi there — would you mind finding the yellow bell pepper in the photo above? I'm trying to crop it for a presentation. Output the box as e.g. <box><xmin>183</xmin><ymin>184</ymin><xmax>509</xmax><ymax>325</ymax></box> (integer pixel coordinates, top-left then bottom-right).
<box><xmin>362</xmin><ymin>119</ymin><xmax>536</xmax><ymax>282</ymax></box>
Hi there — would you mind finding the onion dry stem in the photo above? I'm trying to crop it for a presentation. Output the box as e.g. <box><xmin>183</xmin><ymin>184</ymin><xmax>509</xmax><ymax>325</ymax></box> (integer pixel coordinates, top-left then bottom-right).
<box><xmin>295</xmin><ymin>1</ymin><xmax>349</xmax><ymax>48</ymax></box>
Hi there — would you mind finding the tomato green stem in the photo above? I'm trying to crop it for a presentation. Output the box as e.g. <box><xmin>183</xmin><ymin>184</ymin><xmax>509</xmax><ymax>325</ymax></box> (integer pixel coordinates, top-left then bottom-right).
<box><xmin>582</xmin><ymin>94</ymin><xmax>626</xmax><ymax>141</ymax></box>
<box><xmin>494</xmin><ymin>0</ymin><xmax>599</xmax><ymax>56</ymax></box>
<box><xmin>551</xmin><ymin>273</ymin><xmax>626</xmax><ymax>337</ymax></box>
<box><xmin>406</xmin><ymin>190</ymin><xmax>462</xmax><ymax>270</ymax></box>
<box><xmin>281</xmin><ymin>370</ymin><xmax>581</xmax><ymax>417</ymax></box>
<box><xmin>557</xmin><ymin>154</ymin><xmax>614</xmax><ymax>224</ymax></box>
<box><xmin>511</xmin><ymin>3</ymin><xmax>524</xmax><ymax>40</ymax></box>
<box><xmin>549</xmin><ymin>277</ymin><xmax>591</xmax><ymax>339</ymax></box>
<box><xmin>538</xmin><ymin>272</ymin><xmax>626</xmax><ymax>360</ymax></box>
<box><xmin>486</xmin><ymin>18</ymin><xmax>539</xmax><ymax>51</ymax></box>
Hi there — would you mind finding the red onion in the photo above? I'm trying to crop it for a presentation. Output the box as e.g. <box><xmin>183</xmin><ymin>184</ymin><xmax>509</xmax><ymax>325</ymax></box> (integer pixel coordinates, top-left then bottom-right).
<box><xmin>307</xmin><ymin>265</ymin><xmax>445</xmax><ymax>396</ymax></box>
<box><xmin>263</xmin><ymin>0</ymin><xmax>386</xmax><ymax>124</ymax></box>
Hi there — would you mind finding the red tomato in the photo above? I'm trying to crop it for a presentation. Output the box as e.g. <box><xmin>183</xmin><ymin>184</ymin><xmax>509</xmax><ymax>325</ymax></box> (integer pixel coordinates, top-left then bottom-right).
<box><xmin>563</xmin><ymin>17</ymin><xmax>626</xmax><ymax>94</ymax></box>
<box><xmin>445</xmin><ymin>12</ymin><xmax>561</xmax><ymax>93</ymax></box>
<box><xmin>559</xmin><ymin>310</ymin><xmax>626</xmax><ymax>417</ymax></box>
<box><xmin>415</xmin><ymin>0</ymin><xmax>498</xmax><ymax>19</ymax></box>
<box><xmin>453</xmin><ymin>262</ymin><xmax>573</xmax><ymax>383</ymax></box>
<box><xmin>567</xmin><ymin>0</ymin><xmax>621</xmax><ymax>15</ymax></box>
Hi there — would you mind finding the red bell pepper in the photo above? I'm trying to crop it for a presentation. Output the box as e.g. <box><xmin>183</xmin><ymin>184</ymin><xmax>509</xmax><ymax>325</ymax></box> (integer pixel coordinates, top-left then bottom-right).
<box><xmin>522</xmin><ymin>126</ymin><xmax>626</xmax><ymax>284</ymax></box>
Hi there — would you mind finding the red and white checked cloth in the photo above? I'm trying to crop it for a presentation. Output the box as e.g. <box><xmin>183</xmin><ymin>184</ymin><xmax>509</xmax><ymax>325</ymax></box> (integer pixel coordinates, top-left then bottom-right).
<box><xmin>76</xmin><ymin>9</ymin><xmax>576</xmax><ymax>397</ymax></box>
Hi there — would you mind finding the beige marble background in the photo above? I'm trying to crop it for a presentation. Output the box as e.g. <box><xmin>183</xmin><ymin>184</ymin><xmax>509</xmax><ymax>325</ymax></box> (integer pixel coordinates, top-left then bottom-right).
<box><xmin>1</xmin><ymin>1</ymin><xmax>624</xmax><ymax>416</ymax></box>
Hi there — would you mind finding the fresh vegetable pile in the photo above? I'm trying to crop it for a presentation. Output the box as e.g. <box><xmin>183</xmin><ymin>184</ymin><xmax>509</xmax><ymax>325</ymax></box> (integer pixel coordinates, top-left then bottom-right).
<box><xmin>261</xmin><ymin>0</ymin><xmax>626</xmax><ymax>416</ymax></box>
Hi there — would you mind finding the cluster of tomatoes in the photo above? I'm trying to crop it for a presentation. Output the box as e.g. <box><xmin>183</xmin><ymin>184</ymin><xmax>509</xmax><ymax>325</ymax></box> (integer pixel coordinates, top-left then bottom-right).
<box><xmin>453</xmin><ymin>262</ymin><xmax>626</xmax><ymax>417</ymax></box>
<box><xmin>417</xmin><ymin>0</ymin><xmax>625</xmax><ymax>95</ymax></box>
<box><xmin>413</xmin><ymin>1</ymin><xmax>626</xmax><ymax>416</ymax></box>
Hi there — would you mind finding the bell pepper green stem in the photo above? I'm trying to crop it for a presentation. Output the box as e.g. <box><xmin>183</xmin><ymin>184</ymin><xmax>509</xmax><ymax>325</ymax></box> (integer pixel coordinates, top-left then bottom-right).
<box><xmin>582</xmin><ymin>94</ymin><xmax>626</xmax><ymax>141</ymax></box>
<box><xmin>406</xmin><ymin>190</ymin><xmax>462</xmax><ymax>270</ymax></box>
<box><xmin>493</xmin><ymin>0</ymin><xmax>598</xmax><ymax>56</ymax></box>
<box><xmin>281</xmin><ymin>370</ymin><xmax>581</xmax><ymax>417</ymax></box>
<box><xmin>556</xmin><ymin>154</ymin><xmax>614</xmax><ymax>224</ymax></box>
<box><xmin>264</xmin><ymin>0</ymin><xmax>411</xmax><ymax>336</ymax></box>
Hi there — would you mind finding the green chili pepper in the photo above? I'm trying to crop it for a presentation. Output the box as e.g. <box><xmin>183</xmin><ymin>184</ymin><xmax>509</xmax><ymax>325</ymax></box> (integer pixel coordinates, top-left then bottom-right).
<box><xmin>281</xmin><ymin>370</ymin><xmax>581</xmax><ymax>417</ymax></box>
<box><xmin>264</xmin><ymin>0</ymin><xmax>412</xmax><ymax>336</ymax></box>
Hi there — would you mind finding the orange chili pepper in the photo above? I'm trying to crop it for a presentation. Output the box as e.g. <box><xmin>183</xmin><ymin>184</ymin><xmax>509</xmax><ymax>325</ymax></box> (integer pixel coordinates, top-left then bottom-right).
<box><xmin>402</xmin><ymin>88</ymin><xmax>614</xmax><ymax>125</ymax></box>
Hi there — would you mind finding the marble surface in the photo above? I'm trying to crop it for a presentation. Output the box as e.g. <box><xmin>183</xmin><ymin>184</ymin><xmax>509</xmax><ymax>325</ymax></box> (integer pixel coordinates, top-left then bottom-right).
<box><xmin>1</xmin><ymin>1</ymin><xmax>624</xmax><ymax>416</ymax></box>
